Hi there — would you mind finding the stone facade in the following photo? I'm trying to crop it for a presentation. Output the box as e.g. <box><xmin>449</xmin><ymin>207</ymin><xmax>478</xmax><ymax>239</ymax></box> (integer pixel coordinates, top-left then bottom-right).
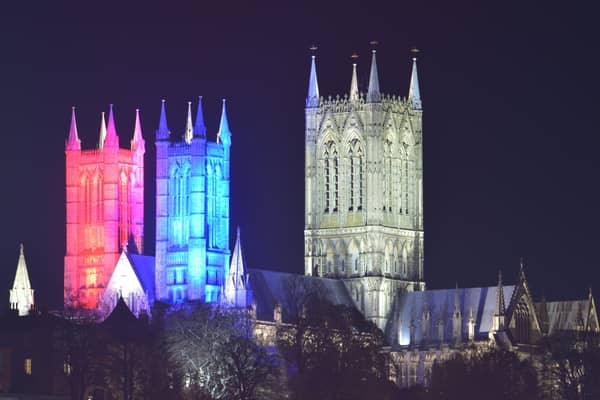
<box><xmin>304</xmin><ymin>53</ymin><xmax>424</xmax><ymax>329</ymax></box>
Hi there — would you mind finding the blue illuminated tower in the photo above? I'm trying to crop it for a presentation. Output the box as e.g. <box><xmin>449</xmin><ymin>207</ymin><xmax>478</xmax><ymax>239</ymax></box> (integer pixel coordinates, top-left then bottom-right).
<box><xmin>155</xmin><ymin>97</ymin><xmax>231</xmax><ymax>303</ymax></box>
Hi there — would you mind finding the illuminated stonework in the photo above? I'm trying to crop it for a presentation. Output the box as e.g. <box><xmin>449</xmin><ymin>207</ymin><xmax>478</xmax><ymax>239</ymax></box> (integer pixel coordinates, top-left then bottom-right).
<box><xmin>155</xmin><ymin>98</ymin><xmax>231</xmax><ymax>303</ymax></box>
<box><xmin>64</xmin><ymin>106</ymin><xmax>145</xmax><ymax>309</ymax></box>
<box><xmin>304</xmin><ymin>52</ymin><xmax>424</xmax><ymax>329</ymax></box>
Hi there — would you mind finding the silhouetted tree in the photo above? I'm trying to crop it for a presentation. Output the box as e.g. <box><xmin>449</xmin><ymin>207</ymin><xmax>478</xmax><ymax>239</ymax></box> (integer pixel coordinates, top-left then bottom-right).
<box><xmin>429</xmin><ymin>349</ymin><xmax>540</xmax><ymax>400</ymax></box>
<box><xmin>277</xmin><ymin>276</ymin><xmax>396</xmax><ymax>400</ymax></box>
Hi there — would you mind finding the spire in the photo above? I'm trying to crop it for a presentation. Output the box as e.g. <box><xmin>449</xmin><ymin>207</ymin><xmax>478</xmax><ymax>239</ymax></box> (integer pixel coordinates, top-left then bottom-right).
<box><xmin>225</xmin><ymin>226</ymin><xmax>250</xmax><ymax>307</ymax></box>
<box><xmin>98</xmin><ymin>112</ymin><xmax>107</xmax><ymax>149</ymax></box>
<box><xmin>194</xmin><ymin>96</ymin><xmax>206</xmax><ymax>138</ymax></box>
<box><xmin>156</xmin><ymin>99</ymin><xmax>170</xmax><ymax>141</ymax></box>
<box><xmin>408</xmin><ymin>57</ymin><xmax>422</xmax><ymax>110</ymax></box>
<box><xmin>454</xmin><ymin>283</ymin><xmax>461</xmax><ymax>316</ymax></box>
<box><xmin>306</xmin><ymin>55</ymin><xmax>320</xmax><ymax>108</ymax></box>
<box><xmin>131</xmin><ymin>109</ymin><xmax>145</xmax><ymax>152</ymax></box>
<box><xmin>9</xmin><ymin>243</ymin><xmax>35</xmax><ymax>316</ymax></box>
<box><xmin>66</xmin><ymin>107</ymin><xmax>81</xmax><ymax>150</ymax></box>
<box><xmin>228</xmin><ymin>226</ymin><xmax>247</xmax><ymax>289</ymax></box>
<box><xmin>366</xmin><ymin>50</ymin><xmax>381</xmax><ymax>103</ymax></box>
<box><xmin>496</xmin><ymin>270</ymin><xmax>505</xmax><ymax>316</ymax></box>
<box><xmin>350</xmin><ymin>63</ymin><xmax>359</xmax><ymax>102</ymax></box>
<box><xmin>104</xmin><ymin>104</ymin><xmax>119</xmax><ymax>148</ymax></box>
<box><xmin>217</xmin><ymin>99</ymin><xmax>232</xmax><ymax>146</ymax></box>
<box><xmin>184</xmin><ymin>101</ymin><xmax>193</xmax><ymax>144</ymax></box>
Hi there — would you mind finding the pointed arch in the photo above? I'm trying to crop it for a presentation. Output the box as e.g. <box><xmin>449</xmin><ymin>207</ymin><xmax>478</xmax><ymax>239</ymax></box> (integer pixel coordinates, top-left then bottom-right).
<box><xmin>384</xmin><ymin>240</ymin><xmax>394</xmax><ymax>275</ymax></box>
<box><xmin>348</xmin><ymin>239</ymin><xmax>360</xmax><ymax>275</ymax></box>
<box><xmin>318</xmin><ymin>110</ymin><xmax>340</xmax><ymax>137</ymax></box>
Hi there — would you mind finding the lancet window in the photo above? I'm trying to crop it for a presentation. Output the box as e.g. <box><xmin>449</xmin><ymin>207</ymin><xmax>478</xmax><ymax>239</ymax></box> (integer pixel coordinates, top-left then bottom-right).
<box><xmin>169</xmin><ymin>163</ymin><xmax>191</xmax><ymax>247</ymax></box>
<box><xmin>118</xmin><ymin>170</ymin><xmax>132</xmax><ymax>250</ymax></box>
<box><xmin>322</xmin><ymin>140</ymin><xmax>338</xmax><ymax>213</ymax></box>
<box><xmin>348</xmin><ymin>139</ymin><xmax>363</xmax><ymax>211</ymax></box>
<box><xmin>383</xmin><ymin>140</ymin><xmax>393</xmax><ymax>212</ymax></box>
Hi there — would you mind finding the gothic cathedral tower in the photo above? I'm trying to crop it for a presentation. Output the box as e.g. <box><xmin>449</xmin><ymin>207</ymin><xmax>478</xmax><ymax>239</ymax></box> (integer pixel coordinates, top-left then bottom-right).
<box><xmin>304</xmin><ymin>51</ymin><xmax>425</xmax><ymax>329</ymax></box>
<box><xmin>65</xmin><ymin>106</ymin><xmax>145</xmax><ymax>309</ymax></box>
<box><xmin>155</xmin><ymin>98</ymin><xmax>231</xmax><ymax>304</ymax></box>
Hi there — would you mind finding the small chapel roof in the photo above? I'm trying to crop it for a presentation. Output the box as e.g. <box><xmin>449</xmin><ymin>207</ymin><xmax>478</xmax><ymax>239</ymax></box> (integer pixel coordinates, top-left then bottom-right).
<box><xmin>387</xmin><ymin>285</ymin><xmax>516</xmax><ymax>347</ymax></box>
<box><xmin>535</xmin><ymin>299</ymin><xmax>597</xmax><ymax>335</ymax></box>
<box><xmin>248</xmin><ymin>269</ymin><xmax>355</xmax><ymax>323</ymax></box>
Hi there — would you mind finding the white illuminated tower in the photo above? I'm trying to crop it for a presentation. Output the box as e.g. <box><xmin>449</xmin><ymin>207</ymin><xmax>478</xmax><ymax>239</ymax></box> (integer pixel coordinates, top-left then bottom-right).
<box><xmin>304</xmin><ymin>51</ymin><xmax>424</xmax><ymax>329</ymax></box>
<box><xmin>9</xmin><ymin>244</ymin><xmax>35</xmax><ymax>316</ymax></box>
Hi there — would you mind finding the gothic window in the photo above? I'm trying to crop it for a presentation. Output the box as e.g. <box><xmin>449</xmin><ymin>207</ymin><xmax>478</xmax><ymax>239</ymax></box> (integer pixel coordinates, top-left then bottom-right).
<box><xmin>324</xmin><ymin>155</ymin><xmax>330</xmax><ymax>212</ymax></box>
<box><xmin>118</xmin><ymin>171</ymin><xmax>131</xmax><ymax>250</ymax></box>
<box><xmin>333</xmin><ymin>151</ymin><xmax>339</xmax><ymax>212</ymax></box>
<box><xmin>349</xmin><ymin>149</ymin><xmax>354</xmax><ymax>211</ymax></box>
<box><xmin>513</xmin><ymin>300</ymin><xmax>531</xmax><ymax>343</ymax></box>
<box><xmin>322</xmin><ymin>140</ymin><xmax>338</xmax><ymax>213</ymax></box>
<box><xmin>354</xmin><ymin>258</ymin><xmax>359</xmax><ymax>273</ymax></box>
<box><xmin>169</xmin><ymin>163</ymin><xmax>191</xmax><ymax>248</ymax></box>
<box><xmin>85</xmin><ymin>268</ymin><xmax>97</xmax><ymax>287</ymax></box>
<box><xmin>341</xmin><ymin>259</ymin><xmax>345</xmax><ymax>272</ymax></box>
<box><xmin>358</xmin><ymin>150</ymin><xmax>364</xmax><ymax>211</ymax></box>
<box><xmin>348</xmin><ymin>139</ymin><xmax>363</xmax><ymax>212</ymax></box>
<box><xmin>404</xmin><ymin>159</ymin><xmax>409</xmax><ymax>215</ymax></box>
<box><xmin>383</xmin><ymin>140</ymin><xmax>393</xmax><ymax>212</ymax></box>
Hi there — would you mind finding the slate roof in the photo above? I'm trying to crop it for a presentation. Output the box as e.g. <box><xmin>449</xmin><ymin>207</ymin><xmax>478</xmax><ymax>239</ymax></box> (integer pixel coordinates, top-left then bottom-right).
<box><xmin>248</xmin><ymin>269</ymin><xmax>355</xmax><ymax>323</ymax></box>
<box><xmin>127</xmin><ymin>254</ymin><xmax>156</xmax><ymax>303</ymax></box>
<box><xmin>535</xmin><ymin>300</ymin><xmax>591</xmax><ymax>335</ymax></box>
<box><xmin>386</xmin><ymin>285</ymin><xmax>515</xmax><ymax>347</ymax></box>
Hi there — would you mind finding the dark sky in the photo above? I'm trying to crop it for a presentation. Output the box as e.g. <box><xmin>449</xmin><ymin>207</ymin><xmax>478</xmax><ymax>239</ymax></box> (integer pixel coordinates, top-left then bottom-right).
<box><xmin>0</xmin><ymin>1</ymin><xmax>598</xmax><ymax>310</ymax></box>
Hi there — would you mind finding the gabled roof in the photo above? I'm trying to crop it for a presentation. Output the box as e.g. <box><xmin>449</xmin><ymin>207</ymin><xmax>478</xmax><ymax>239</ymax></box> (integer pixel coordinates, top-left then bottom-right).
<box><xmin>387</xmin><ymin>285</ymin><xmax>516</xmax><ymax>347</ymax></box>
<box><xmin>248</xmin><ymin>269</ymin><xmax>354</xmax><ymax>323</ymax></box>
<box><xmin>535</xmin><ymin>299</ymin><xmax>598</xmax><ymax>335</ymax></box>
<box><xmin>127</xmin><ymin>253</ymin><xmax>156</xmax><ymax>303</ymax></box>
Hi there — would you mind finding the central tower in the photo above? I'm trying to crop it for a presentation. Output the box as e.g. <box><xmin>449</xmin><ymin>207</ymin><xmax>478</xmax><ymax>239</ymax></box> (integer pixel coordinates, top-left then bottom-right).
<box><xmin>155</xmin><ymin>98</ymin><xmax>231</xmax><ymax>303</ymax></box>
<box><xmin>304</xmin><ymin>51</ymin><xmax>425</xmax><ymax>329</ymax></box>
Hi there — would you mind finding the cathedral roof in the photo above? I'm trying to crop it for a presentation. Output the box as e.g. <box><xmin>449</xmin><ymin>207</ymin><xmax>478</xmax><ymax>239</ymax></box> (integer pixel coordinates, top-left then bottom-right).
<box><xmin>535</xmin><ymin>299</ymin><xmax>598</xmax><ymax>335</ymax></box>
<box><xmin>128</xmin><ymin>253</ymin><xmax>156</xmax><ymax>304</ymax></box>
<box><xmin>387</xmin><ymin>285</ymin><xmax>516</xmax><ymax>347</ymax></box>
<box><xmin>248</xmin><ymin>269</ymin><xmax>354</xmax><ymax>323</ymax></box>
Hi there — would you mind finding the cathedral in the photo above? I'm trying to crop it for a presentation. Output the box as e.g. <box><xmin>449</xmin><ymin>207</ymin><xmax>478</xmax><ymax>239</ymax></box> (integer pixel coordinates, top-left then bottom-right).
<box><xmin>6</xmin><ymin>49</ymin><xmax>600</xmax><ymax>389</ymax></box>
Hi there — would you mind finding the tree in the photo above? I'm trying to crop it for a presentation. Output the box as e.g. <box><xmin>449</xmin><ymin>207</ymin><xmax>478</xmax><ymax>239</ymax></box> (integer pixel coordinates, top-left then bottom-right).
<box><xmin>429</xmin><ymin>349</ymin><xmax>540</xmax><ymax>400</ymax></box>
<box><xmin>167</xmin><ymin>303</ymin><xmax>278</xmax><ymax>400</ymax></box>
<box><xmin>54</xmin><ymin>301</ymin><xmax>103</xmax><ymax>400</ymax></box>
<box><xmin>276</xmin><ymin>276</ymin><xmax>396</xmax><ymax>400</ymax></box>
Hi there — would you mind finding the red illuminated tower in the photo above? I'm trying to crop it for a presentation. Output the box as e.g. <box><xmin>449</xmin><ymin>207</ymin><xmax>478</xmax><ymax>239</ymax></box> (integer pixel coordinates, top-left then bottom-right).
<box><xmin>64</xmin><ymin>106</ymin><xmax>145</xmax><ymax>309</ymax></box>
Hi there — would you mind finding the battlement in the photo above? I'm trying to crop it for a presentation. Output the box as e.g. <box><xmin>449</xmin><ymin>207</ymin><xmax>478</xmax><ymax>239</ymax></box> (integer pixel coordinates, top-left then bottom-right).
<box><xmin>315</xmin><ymin>93</ymin><xmax>411</xmax><ymax>114</ymax></box>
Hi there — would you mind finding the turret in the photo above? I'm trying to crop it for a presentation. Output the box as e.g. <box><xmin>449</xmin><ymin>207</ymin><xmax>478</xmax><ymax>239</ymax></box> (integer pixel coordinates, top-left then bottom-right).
<box><xmin>184</xmin><ymin>101</ymin><xmax>194</xmax><ymax>145</ymax></box>
<box><xmin>306</xmin><ymin>55</ymin><xmax>319</xmax><ymax>108</ymax></box>
<box><xmin>98</xmin><ymin>112</ymin><xmax>107</xmax><ymax>149</ymax></box>
<box><xmin>350</xmin><ymin>63</ymin><xmax>359</xmax><ymax>102</ymax></box>
<box><xmin>156</xmin><ymin>99</ymin><xmax>170</xmax><ymax>141</ymax></box>
<box><xmin>366</xmin><ymin>50</ymin><xmax>381</xmax><ymax>103</ymax></box>
<box><xmin>194</xmin><ymin>96</ymin><xmax>207</xmax><ymax>139</ymax></box>
<box><xmin>408</xmin><ymin>57</ymin><xmax>422</xmax><ymax>111</ymax></box>
<box><xmin>217</xmin><ymin>99</ymin><xmax>232</xmax><ymax>147</ymax></box>
<box><xmin>224</xmin><ymin>227</ymin><xmax>251</xmax><ymax>308</ymax></box>
<box><xmin>104</xmin><ymin>104</ymin><xmax>119</xmax><ymax>148</ymax></box>
<box><xmin>131</xmin><ymin>109</ymin><xmax>145</xmax><ymax>153</ymax></box>
<box><xmin>452</xmin><ymin>284</ymin><xmax>462</xmax><ymax>343</ymax></box>
<box><xmin>491</xmin><ymin>270</ymin><xmax>506</xmax><ymax>337</ymax></box>
<box><xmin>66</xmin><ymin>107</ymin><xmax>81</xmax><ymax>151</ymax></box>
<box><xmin>9</xmin><ymin>244</ymin><xmax>35</xmax><ymax>316</ymax></box>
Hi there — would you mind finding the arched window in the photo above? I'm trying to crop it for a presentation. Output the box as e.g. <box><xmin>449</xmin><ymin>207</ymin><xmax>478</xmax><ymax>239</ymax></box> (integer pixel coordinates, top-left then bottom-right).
<box><xmin>383</xmin><ymin>140</ymin><xmax>393</xmax><ymax>212</ymax></box>
<box><xmin>118</xmin><ymin>170</ymin><xmax>131</xmax><ymax>250</ymax></box>
<box><xmin>169</xmin><ymin>164</ymin><xmax>191</xmax><ymax>247</ymax></box>
<box><xmin>514</xmin><ymin>300</ymin><xmax>531</xmax><ymax>343</ymax></box>
<box><xmin>349</xmin><ymin>148</ymin><xmax>354</xmax><ymax>211</ymax></box>
<box><xmin>348</xmin><ymin>139</ymin><xmax>363</xmax><ymax>212</ymax></box>
<box><xmin>333</xmin><ymin>150</ymin><xmax>339</xmax><ymax>212</ymax></box>
<box><xmin>324</xmin><ymin>152</ymin><xmax>330</xmax><ymax>213</ymax></box>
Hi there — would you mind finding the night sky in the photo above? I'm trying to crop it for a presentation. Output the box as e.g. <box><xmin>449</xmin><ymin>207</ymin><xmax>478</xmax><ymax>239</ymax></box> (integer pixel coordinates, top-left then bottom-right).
<box><xmin>0</xmin><ymin>1</ymin><xmax>598</xmax><ymax>310</ymax></box>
